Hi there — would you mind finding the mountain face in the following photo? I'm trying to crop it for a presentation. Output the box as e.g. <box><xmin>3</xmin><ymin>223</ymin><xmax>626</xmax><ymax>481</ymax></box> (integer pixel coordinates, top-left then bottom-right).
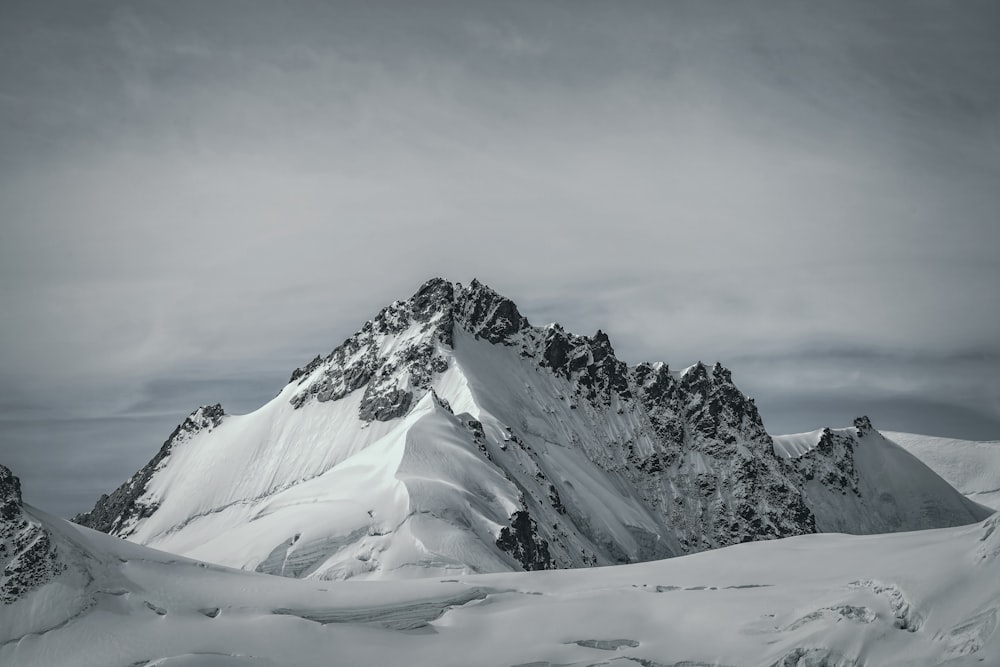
<box><xmin>74</xmin><ymin>278</ymin><xmax>991</xmax><ymax>580</ymax></box>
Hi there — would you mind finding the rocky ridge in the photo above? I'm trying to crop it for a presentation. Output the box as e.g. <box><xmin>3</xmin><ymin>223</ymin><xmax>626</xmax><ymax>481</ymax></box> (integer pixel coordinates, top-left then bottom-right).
<box><xmin>1</xmin><ymin>465</ymin><xmax>64</xmax><ymax>604</ymax></box>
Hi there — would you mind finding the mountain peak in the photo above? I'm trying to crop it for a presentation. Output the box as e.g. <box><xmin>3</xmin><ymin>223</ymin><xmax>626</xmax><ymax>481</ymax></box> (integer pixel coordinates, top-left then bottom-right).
<box><xmin>409</xmin><ymin>277</ymin><xmax>456</xmax><ymax>322</ymax></box>
<box><xmin>454</xmin><ymin>279</ymin><xmax>529</xmax><ymax>345</ymax></box>
<box><xmin>286</xmin><ymin>278</ymin><xmax>536</xmax><ymax>418</ymax></box>
<box><xmin>854</xmin><ymin>415</ymin><xmax>875</xmax><ymax>437</ymax></box>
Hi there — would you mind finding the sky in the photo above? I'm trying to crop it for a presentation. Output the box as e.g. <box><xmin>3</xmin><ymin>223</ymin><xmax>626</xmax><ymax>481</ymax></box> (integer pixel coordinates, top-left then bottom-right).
<box><xmin>1</xmin><ymin>0</ymin><xmax>999</xmax><ymax>518</ymax></box>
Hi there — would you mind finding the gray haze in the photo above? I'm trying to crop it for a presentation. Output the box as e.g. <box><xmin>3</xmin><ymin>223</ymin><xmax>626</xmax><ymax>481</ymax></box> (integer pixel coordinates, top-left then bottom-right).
<box><xmin>1</xmin><ymin>1</ymin><xmax>998</xmax><ymax>518</ymax></box>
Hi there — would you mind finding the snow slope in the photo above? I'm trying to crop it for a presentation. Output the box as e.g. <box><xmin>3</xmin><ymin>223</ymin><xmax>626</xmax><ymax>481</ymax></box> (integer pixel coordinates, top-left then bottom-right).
<box><xmin>773</xmin><ymin>420</ymin><xmax>993</xmax><ymax>532</ymax></box>
<box><xmin>6</xmin><ymin>463</ymin><xmax>1000</xmax><ymax>667</ymax></box>
<box><xmin>885</xmin><ymin>431</ymin><xmax>1000</xmax><ymax>511</ymax></box>
<box><xmin>75</xmin><ymin>279</ymin><xmax>990</xmax><ymax>581</ymax></box>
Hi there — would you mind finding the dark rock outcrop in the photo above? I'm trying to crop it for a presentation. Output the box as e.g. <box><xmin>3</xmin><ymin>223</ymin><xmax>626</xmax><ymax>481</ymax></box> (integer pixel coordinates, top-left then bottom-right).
<box><xmin>0</xmin><ymin>466</ymin><xmax>22</xmax><ymax>523</ymax></box>
<box><xmin>1</xmin><ymin>465</ymin><xmax>64</xmax><ymax>604</ymax></box>
<box><xmin>625</xmin><ymin>361</ymin><xmax>816</xmax><ymax>551</ymax></box>
<box><xmin>854</xmin><ymin>415</ymin><xmax>874</xmax><ymax>438</ymax></box>
<box><xmin>358</xmin><ymin>387</ymin><xmax>413</xmax><ymax>422</ymax></box>
<box><xmin>457</xmin><ymin>279</ymin><xmax>529</xmax><ymax>345</ymax></box>
<box><xmin>289</xmin><ymin>278</ymin><xmax>454</xmax><ymax>419</ymax></box>
<box><xmin>496</xmin><ymin>510</ymin><xmax>552</xmax><ymax>571</ymax></box>
<box><xmin>790</xmin><ymin>427</ymin><xmax>860</xmax><ymax>496</ymax></box>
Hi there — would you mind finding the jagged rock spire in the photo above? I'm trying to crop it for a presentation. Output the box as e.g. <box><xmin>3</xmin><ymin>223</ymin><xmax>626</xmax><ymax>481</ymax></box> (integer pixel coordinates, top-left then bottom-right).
<box><xmin>854</xmin><ymin>415</ymin><xmax>875</xmax><ymax>437</ymax></box>
<box><xmin>1</xmin><ymin>464</ymin><xmax>64</xmax><ymax>603</ymax></box>
<box><xmin>0</xmin><ymin>464</ymin><xmax>23</xmax><ymax>522</ymax></box>
<box><xmin>457</xmin><ymin>279</ymin><xmax>530</xmax><ymax>344</ymax></box>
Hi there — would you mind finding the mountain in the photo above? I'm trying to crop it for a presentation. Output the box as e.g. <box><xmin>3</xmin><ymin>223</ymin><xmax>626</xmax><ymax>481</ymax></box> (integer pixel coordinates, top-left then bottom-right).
<box><xmin>74</xmin><ymin>278</ymin><xmax>990</xmax><ymax>580</ymax></box>
<box><xmin>6</xmin><ymin>462</ymin><xmax>1000</xmax><ymax>667</ymax></box>
<box><xmin>884</xmin><ymin>431</ymin><xmax>1000</xmax><ymax>510</ymax></box>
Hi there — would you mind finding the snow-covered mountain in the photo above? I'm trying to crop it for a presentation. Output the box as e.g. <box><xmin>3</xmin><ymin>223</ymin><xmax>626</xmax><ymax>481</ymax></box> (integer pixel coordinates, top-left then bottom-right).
<box><xmin>772</xmin><ymin>421</ymin><xmax>994</xmax><ymax>533</ymax></box>
<box><xmin>884</xmin><ymin>432</ymin><xmax>1000</xmax><ymax>510</ymax></box>
<box><xmin>74</xmin><ymin>278</ymin><xmax>990</xmax><ymax>580</ymax></box>
<box><xmin>6</xmin><ymin>462</ymin><xmax>1000</xmax><ymax>667</ymax></box>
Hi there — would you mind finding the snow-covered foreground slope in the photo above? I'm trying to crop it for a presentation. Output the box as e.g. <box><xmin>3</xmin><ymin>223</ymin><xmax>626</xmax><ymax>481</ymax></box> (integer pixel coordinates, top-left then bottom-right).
<box><xmin>6</xmin><ymin>463</ymin><xmax>1000</xmax><ymax>667</ymax></box>
<box><xmin>885</xmin><ymin>431</ymin><xmax>1000</xmax><ymax>511</ymax></box>
<box><xmin>75</xmin><ymin>279</ymin><xmax>990</xmax><ymax>580</ymax></box>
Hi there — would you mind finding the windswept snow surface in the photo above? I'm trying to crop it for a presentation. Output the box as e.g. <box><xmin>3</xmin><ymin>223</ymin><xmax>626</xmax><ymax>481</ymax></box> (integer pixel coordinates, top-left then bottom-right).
<box><xmin>5</xmin><ymin>502</ymin><xmax>1000</xmax><ymax>667</ymax></box>
<box><xmin>885</xmin><ymin>431</ymin><xmax>1000</xmax><ymax>511</ymax></box>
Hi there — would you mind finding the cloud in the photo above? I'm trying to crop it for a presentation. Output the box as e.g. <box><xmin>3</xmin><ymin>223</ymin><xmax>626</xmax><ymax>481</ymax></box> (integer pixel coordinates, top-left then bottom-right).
<box><xmin>1</xmin><ymin>0</ymin><xmax>998</xmax><ymax>514</ymax></box>
<box><xmin>723</xmin><ymin>345</ymin><xmax>1000</xmax><ymax>434</ymax></box>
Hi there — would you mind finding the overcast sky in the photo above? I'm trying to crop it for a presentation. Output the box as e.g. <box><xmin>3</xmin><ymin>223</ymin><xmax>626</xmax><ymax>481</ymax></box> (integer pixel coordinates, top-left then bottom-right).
<box><xmin>2</xmin><ymin>0</ymin><xmax>999</xmax><ymax>518</ymax></box>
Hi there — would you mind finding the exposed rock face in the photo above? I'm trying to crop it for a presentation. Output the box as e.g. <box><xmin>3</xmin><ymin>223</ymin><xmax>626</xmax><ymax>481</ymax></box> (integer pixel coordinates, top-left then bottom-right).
<box><xmin>623</xmin><ymin>360</ymin><xmax>815</xmax><ymax>551</ymax></box>
<box><xmin>539</xmin><ymin>325</ymin><xmax>631</xmax><ymax>405</ymax></box>
<box><xmin>789</xmin><ymin>427</ymin><xmax>860</xmax><ymax>496</ymax></box>
<box><xmin>287</xmin><ymin>278</ymin><xmax>532</xmax><ymax>421</ymax></box>
<box><xmin>496</xmin><ymin>510</ymin><xmax>552</xmax><ymax>571</ymax></box>
<box><xmin>1</xmin><ymin>465</ymin><xmax>63</xmax><ymax>604</ymax></box>
<box><xmin>456</xmin><ymin>278</ymin><xmax>530</xmax><ymax>344</ymax></box>
<box><xmin>287</xmin><ymin>280</ymin><xmax>453</xmax><ymax>417</ymax></box>
<box><xmin>74</xmin><ymin>404</ymin><xmax>225</xmax><ymax>536</ymax></box>
<box><xmin>854</xmin><ymin>415</ymin><xmax>875</xmax><ymax>437</ymax></box>
<box><xmin>0</xmin><ymin>466</ymin><xmax>22</xmax><ymax>524</ymax></box>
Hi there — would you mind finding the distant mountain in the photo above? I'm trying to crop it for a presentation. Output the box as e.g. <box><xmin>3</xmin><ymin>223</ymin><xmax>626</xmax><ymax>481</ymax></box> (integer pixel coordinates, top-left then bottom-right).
<box><xmin>884</xmin><ymin>432</ymin><xmax>1000</xmax><ymax>510</ymax></box>
<box><xmin>773</xmin><ymin>420</ymin><xmax>994</xmax><ymax>532</ymax></box>
<box><xmin>6</xmin><ymin>461</ymin><xmax>1000</xmax><ymax>667</ymax></box>
<box><xmin>74</xmin><ymin>278</ymin><xmax>990</xmax><ymax>580</ymax></box>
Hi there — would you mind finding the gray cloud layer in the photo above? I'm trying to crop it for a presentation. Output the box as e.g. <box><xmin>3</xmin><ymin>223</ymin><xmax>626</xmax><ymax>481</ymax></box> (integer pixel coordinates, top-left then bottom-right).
<box><xmin>2</xmin><ymin>1</ymin><xmax>998</xmax><ymax>517</ymax></box>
